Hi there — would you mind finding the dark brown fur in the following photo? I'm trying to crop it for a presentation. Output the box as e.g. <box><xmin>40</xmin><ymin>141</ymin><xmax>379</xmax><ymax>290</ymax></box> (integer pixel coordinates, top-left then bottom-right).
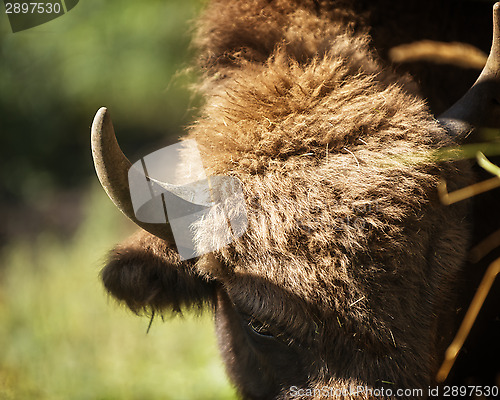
<box><xmin>100</xmin><ymin>1</ymin><xmax>498</xmax><ymax>398</ymax></box>
<box><xmin>102</xmin><ymin>231</ymin><xmax>215</xmax><ymax>314</ymax></box>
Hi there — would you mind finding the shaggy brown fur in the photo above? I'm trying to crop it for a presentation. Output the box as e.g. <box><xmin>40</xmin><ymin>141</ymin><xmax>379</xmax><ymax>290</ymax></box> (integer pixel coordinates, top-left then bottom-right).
<box><xmin>100</xmin><ymin>1</ymin><xmax>498</xmax><ymax>399</ymax></box>
<box><xmin>102</xmin><ymin>230</ymin><xmax>215</xmax><ymax>313</ymax></box>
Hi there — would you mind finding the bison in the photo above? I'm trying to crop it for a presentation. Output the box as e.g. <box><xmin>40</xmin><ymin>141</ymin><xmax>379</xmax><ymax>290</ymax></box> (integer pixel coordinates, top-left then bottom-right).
<box><xmin>91</xmin><ymin>1</ymin><xmax>500</xmax><ymax>398</ymax></box>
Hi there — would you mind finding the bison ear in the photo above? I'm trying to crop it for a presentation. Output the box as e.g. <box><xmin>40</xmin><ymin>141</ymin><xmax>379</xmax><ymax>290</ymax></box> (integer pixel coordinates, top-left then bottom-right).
<box><xmin>101</xmin><ymin>229</ymin><xmax>216</xmax><ymax>314</ymax></box>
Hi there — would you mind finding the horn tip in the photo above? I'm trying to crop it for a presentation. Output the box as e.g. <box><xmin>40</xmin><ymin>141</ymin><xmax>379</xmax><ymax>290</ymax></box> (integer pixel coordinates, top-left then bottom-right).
<box><xmin>494</xmin><ymin>2</ymin><xmax>500</xmax><ymax>25</ymax></box>
<box><xmin>91</xmin><ymin>107</ymin><xmax>114</xmax><ymax>153</ymax></box>
<box><xmin>92</xmin><ymin>107</ymin><xmax>109</xmax><ymax>131</ymax></box>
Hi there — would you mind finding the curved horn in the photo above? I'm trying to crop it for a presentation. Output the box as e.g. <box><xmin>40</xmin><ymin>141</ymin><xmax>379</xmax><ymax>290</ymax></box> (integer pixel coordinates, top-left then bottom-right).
<box><xmin>91</xmin><ymin>107</ymin><xmax>174</xmax><ymax>242</ymax></box>
<box><xmin>438</xmin><ymin>2</ymin><xmax>500</xmax><ymax>141</ymax></box>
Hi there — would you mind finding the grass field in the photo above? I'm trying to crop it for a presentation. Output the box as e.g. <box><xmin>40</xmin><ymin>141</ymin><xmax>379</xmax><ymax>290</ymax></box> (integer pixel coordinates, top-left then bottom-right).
<box><xmin>0</xmin><ymin>186</ymin><xmax>237</xmax><ymax>400</ymax></box>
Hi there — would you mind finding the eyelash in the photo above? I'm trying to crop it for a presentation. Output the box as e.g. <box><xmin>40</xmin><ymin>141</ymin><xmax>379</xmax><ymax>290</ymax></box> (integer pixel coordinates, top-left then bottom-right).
<box><xmin>242</xmin><ymin>313</ymin><xmax>275</xmax><ymax>338</ymax></box>
<box><xmin>248</xmin><ymin>318</ymin><xmax>274</xmax><ymax>337</ymax></box>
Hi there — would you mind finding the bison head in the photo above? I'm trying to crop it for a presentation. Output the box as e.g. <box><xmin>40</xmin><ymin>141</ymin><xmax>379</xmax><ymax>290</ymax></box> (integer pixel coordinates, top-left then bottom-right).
<box><xmin>92</xmin><ymin>1</ymin><xmax>500</xmax><ymax>398</ymax></box>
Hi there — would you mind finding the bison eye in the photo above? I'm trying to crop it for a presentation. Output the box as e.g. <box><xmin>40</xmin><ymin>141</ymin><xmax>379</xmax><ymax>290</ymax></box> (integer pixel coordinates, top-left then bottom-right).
<box><xmin>242</xmin><ymin>313</ymin><xmax>275</xmax><ymax>338</ymax></box>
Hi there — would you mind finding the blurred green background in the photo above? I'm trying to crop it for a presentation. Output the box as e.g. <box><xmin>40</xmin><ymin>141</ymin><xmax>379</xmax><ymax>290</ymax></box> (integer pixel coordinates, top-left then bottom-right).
<box><xmin>0</xmin><ymin>1</ymin><xmax>236</xmax><ymax>398</ymax></box>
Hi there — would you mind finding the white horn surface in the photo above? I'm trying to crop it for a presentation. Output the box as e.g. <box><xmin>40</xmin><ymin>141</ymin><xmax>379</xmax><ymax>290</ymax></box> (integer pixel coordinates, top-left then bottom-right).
<box><xmin>91</xmin><ymin>107</ymin><xmax>175</xmax><ymax>242</ymax></box>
